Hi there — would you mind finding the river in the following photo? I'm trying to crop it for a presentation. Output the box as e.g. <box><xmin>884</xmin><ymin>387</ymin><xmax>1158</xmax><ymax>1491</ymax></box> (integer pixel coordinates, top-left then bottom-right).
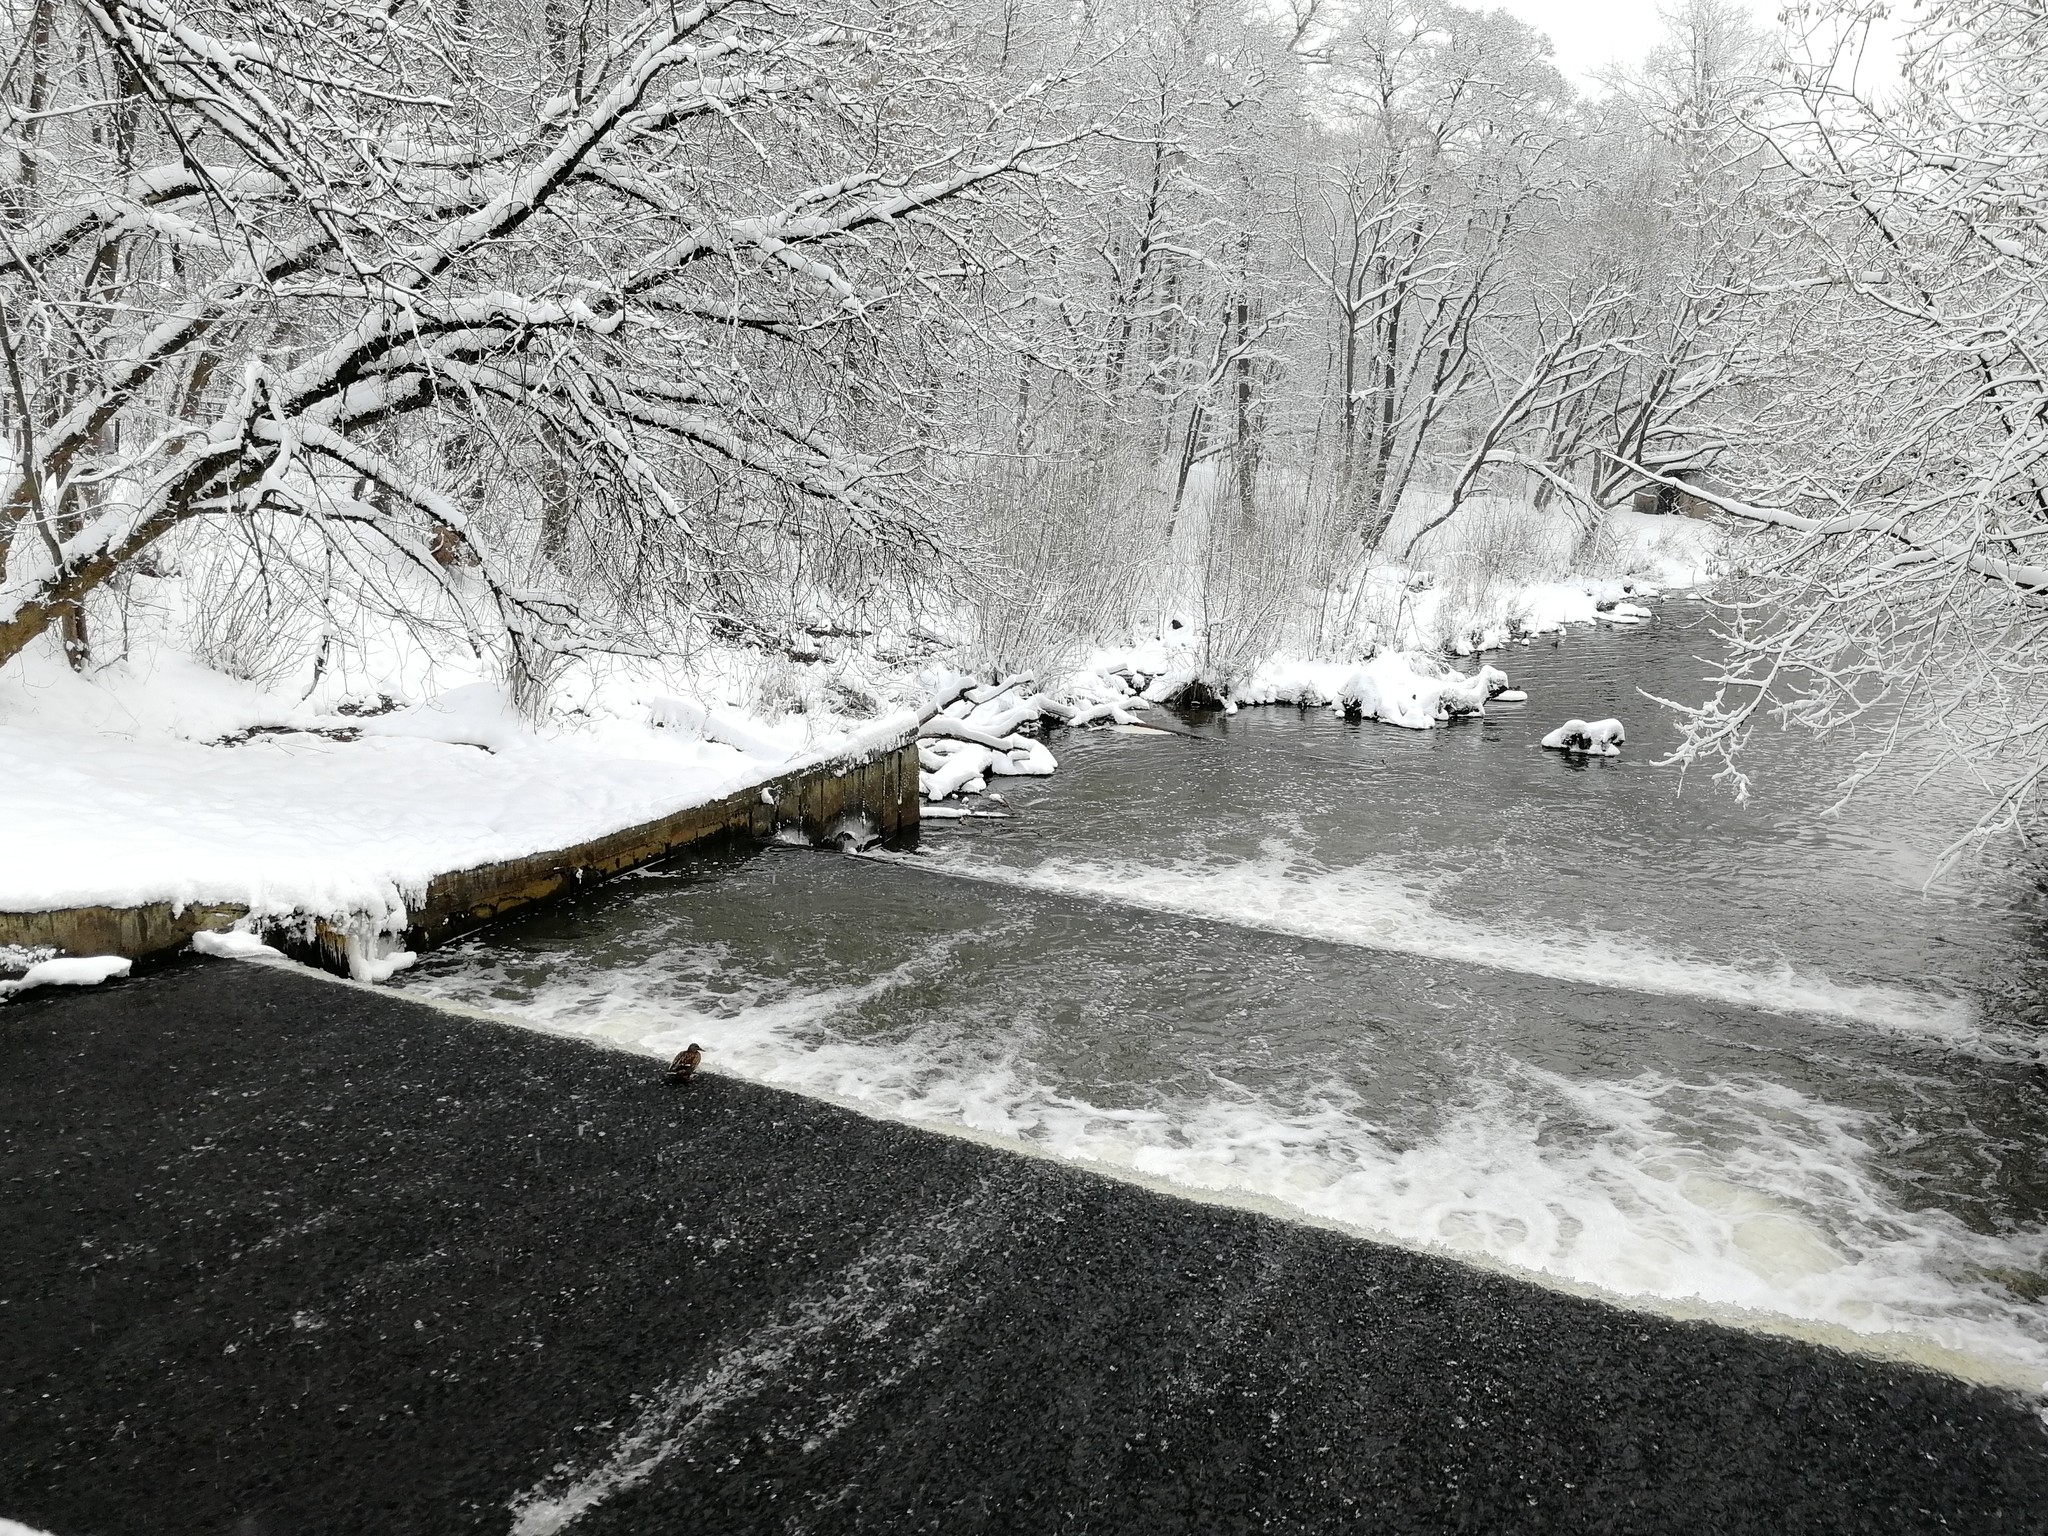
<box><xmin>394</xmin><ymin>603</ymin><xmax>2048</xmax><ymax>1387</ymax></box>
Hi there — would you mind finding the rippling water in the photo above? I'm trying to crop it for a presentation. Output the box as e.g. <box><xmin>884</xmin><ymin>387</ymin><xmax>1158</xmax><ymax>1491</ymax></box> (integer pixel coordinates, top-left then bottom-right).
<box><xmin>395</xmin><ymin>606</ymin><xmax>2048</xmax><ymax>1386</ymax></box>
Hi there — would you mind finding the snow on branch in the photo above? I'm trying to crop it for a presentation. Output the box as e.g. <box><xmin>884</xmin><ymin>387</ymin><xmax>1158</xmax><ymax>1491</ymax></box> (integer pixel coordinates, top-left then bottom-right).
<box><xmin>1601</xmin><ymin>456</ymin><xmax>2048</xmax><ymax>601</ymax></box>
<box><xmin>0</xmin><ymin>0</ymin><xmax>1078</xmax><ymax>682</ymax></box>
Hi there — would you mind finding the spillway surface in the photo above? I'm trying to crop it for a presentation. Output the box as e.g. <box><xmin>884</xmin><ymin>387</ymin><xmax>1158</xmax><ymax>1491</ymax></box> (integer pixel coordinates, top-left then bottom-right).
<box><xmin>6</xmin><ymin>961</ymin><xmax>2047</xmax><ymax>1534</ymax></box>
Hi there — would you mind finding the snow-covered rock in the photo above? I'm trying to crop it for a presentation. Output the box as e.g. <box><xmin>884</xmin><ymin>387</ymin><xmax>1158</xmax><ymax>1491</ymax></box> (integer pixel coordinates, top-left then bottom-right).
<box><xmin>1335</xmin><ymin>654</ymin><xmax>1513</xmax><ymax>729</ymax></box>
<box><xmin>1338</xmin><ymin>662</ymin><xmax>1439</xmax><ymax>730</ymax></box>
<box><xmin>1542</xmin><ymin>717</ymin><xmax>1625</xmax><ymax>756</ymax></box>
<box><xmin>1438</xmin><ymin>662</ymin><xmax>1510</xmax><ymax>717</ymax></box>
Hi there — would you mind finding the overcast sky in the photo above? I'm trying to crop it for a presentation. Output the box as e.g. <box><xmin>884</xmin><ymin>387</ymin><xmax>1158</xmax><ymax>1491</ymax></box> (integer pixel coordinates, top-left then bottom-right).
<box><xmin>1487</xmin><ymin>0</ymin><xmax>1776</xmax><ymax>89</ymax></box>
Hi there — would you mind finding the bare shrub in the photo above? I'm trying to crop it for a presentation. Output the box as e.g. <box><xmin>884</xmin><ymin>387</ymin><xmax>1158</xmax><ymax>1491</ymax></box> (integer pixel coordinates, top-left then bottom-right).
<box><xmin>177</xmin><ymin>529</ymin><xmax>324</xmax><ymax>691</ymax></box>
<box><xmin>1187</xmin><ymin>469</ymin><xmax>1337</xmax><ymax>688</ymax></box>
<box><xmin>959</xmin><ymin>442</ymin><xmax>1158</xmax><ymax>681</ymax></box>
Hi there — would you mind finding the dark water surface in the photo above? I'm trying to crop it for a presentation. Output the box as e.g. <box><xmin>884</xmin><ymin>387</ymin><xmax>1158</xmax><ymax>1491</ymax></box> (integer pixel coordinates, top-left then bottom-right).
<box><xmin>398</xmin><ymin>607</ymin><xmax>2048</xmax><ymax>1385</ymax></box>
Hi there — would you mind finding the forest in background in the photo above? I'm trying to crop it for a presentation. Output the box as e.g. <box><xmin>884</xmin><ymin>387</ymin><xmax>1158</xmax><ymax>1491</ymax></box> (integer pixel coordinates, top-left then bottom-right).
<box><xmin>4</xmin><ymin>0</ymin><xmax>2047</xmax><ymax>848</ymax></box>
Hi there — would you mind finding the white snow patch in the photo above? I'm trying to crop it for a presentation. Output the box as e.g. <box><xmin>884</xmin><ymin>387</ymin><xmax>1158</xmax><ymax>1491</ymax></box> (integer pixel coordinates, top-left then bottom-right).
<box><xmin>349</xmin><ymin>945</ymin><xmax>418</xmax><ymax>984</ymax></box>
<box><xmin>0</xmin><ymin>642</ymin><xmax>914</xmax><ymax>933</ymax></box>
<box><xmin>0</xmin><ymin>955</ymin><xmax>131</xmax><ymax>998</ymax></box>
<box><xmin>190</xmin><ymin>929</ymin><xmax>287</xmax><ymax>960</ymax></box>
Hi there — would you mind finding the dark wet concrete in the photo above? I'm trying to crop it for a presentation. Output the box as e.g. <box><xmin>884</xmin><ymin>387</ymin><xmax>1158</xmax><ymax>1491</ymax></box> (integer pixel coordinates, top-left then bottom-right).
<box><xmin>3</xmin><ymin>959</ymin><xmax>2045</xmax><ymax>1535</ymax></box>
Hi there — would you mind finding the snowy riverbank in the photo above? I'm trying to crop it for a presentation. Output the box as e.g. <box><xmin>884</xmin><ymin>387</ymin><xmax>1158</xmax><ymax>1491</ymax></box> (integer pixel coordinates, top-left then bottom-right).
<box><xmin>0</xmin><ymin>508</ymin><xmax>1720</xmax><ymax>966</ymax></box>
<box><xmin>1044</xmin><ymin>506</ymin><xmax>1718</xmax><ymax>731</ymax></box>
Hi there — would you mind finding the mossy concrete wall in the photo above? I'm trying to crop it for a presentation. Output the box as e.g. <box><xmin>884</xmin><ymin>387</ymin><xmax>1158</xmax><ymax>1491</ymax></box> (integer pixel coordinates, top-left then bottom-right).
<box><xmin>0</xmin><ymin>735</ymin><xmax>919</xmax><ymax>976</ymax></box>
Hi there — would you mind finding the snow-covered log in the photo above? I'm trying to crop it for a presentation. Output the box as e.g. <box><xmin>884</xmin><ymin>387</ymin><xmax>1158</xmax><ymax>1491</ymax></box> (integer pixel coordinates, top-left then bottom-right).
<box><xmin>1064</xmin><ymin>702</ymin><xmax>1143</xmax><ymax>728</ymax></box>
<box><xmin>965</xmin><ymin>696</ymin><xmax>1054</xmax><ymax>740</ymax></box>
<box><xmin>924</xmin><ymin>745</ymin><xmax>997</xmax><ymax>800</ymax></box>
<box><xmin>987</xmin><ymin>737</ymin><xmax>1058</xmax><ymax>777</ymax></box>
<box><xmin>964</xmin><ymin>676</ymin><xmax>1036</xmax><ymax>708</ymax></box>
<box><xmin>916</xmin><ymin>675</ymin><xmax>978</xmax><ymax>724</ymax></box>
<box><xmin>920</xmin><ymin>717</ymin><xmax>1021</xmax><ymax>752</ymax></box>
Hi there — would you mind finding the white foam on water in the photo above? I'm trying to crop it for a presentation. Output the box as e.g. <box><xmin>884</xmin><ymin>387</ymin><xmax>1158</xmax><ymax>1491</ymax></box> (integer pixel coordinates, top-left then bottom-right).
<box><xmin>405</xmin><ymin>947</ymin><xmax>2048</xmax><ymax>1388</ymax></box>
<box><xmin>873</xmin><ymin>850</ymin><xmax>1982</xmax><ymax>1043</ymax></box>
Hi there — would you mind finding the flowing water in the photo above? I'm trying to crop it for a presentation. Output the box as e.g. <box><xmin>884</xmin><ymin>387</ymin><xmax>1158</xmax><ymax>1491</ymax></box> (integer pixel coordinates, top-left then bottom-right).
<box><xmin>395</xmin><ymin>603</ymin><xmax>2048</xmax><ymax>1387</ymax></box>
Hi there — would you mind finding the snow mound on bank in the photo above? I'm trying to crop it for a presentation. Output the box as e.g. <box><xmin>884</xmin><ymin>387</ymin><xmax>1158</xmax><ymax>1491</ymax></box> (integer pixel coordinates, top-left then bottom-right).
<box><xmin>1231</xmin><ymin>652</ymin><xmax>1511</xmax><ymax>729</ymax></box>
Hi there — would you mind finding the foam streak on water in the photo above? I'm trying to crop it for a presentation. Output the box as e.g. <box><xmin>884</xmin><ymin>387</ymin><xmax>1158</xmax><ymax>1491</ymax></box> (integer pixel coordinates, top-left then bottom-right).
<box><xmin>404</xmin><ymin>944</ymin><xmax>2048</xmax><ymax>1388</ymax></box>
<box><xmin>875</xmin><ymin>850</ymin><xmax>1980</xmax><ymax>1042</ymax></box>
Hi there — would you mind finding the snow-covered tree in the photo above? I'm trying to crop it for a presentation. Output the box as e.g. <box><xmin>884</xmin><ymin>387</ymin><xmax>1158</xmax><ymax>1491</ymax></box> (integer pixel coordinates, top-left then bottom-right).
<box><xmin>1654</xmin><ymin>0</ymin><xmax>2048</xmax><ymax>858</ymax></box>
<box><xmin>0</xmin><ymin>0</ymin><xmax>1078</xmax><ymax>695</ymax></box>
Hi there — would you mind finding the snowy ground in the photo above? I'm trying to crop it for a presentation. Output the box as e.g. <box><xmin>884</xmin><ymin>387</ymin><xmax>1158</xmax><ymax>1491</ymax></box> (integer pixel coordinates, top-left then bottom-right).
<box><xmin>0</xmin><ymin>641</ymin><xmax>915</xmax><ymax>957</ymax></box>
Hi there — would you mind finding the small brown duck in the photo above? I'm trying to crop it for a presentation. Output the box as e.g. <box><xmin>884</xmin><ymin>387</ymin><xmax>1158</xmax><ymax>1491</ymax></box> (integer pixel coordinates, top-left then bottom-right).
<box><xmin>667</xmin><ymin>1043</ymin><xmax>703</xmax><ymax>1085</ymax></box>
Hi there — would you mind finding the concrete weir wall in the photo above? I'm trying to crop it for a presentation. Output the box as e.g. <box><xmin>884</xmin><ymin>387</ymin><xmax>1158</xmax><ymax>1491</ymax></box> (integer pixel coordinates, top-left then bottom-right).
<box><xmin>405</xmin><ymin>734</ymin><xmax>919</xmax><ymax>956</ymax></box>
<box><xmin>0</xmin><ymin>734</ymin><xmax>920</xmax><ymax>975</ymax></box>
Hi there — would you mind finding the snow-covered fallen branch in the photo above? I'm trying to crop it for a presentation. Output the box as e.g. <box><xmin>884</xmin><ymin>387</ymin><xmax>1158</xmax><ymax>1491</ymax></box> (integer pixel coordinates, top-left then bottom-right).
<box><xmin>920</xmin><ymin>716</ymin><xmax>1023</xmax><ymax>752</ymax></box>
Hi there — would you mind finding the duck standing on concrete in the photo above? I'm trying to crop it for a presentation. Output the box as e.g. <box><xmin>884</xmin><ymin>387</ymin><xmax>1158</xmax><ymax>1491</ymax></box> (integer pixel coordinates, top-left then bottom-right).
<box><xmin>667</xmin><ymin>1043</ymin><xmax>702</xmax><ymax>1085</ymax></box>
